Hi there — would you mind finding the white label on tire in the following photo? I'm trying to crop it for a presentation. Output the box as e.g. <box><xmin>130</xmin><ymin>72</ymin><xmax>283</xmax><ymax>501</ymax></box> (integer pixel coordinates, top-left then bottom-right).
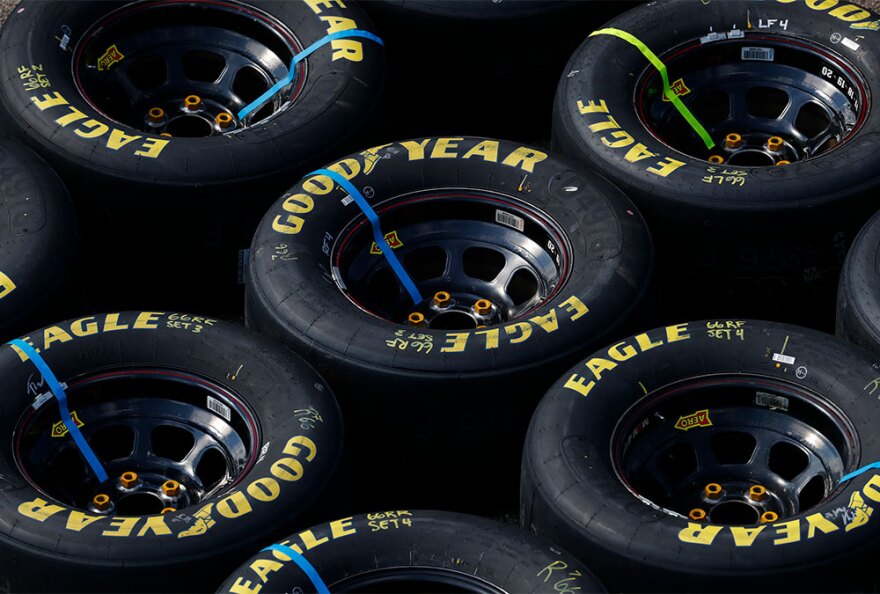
<box><xmin>772</xmin><ymin>353</ymin><xmax>795</xmax><ymax>365</ymax></box>
<box><xmin>742</xmin><ymin>47</ymin><xmax>774</xmax><ymax>62</ymax></box>
<box><xmin>207</xmin><ymin>395</ymin><xmax>231</xmax><ymax>421</ymax></box>
<box><xmin>495</xmin><ymin>210</ymin><xmax>524</xmax><ymax>232</ymax></box>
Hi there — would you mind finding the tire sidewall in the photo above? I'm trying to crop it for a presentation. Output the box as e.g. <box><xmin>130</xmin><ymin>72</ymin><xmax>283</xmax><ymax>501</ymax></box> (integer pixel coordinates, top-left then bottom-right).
<box><xmin>524</xmin><ymin>319</ymin><xmax>880</xmax><ymax>588</ymax></box>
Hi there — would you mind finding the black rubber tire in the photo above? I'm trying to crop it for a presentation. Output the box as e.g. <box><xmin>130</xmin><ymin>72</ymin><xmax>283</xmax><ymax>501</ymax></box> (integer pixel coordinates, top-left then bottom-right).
<box><xmin>0</xmin><ymin>136</ymin><xmax>75</xmax><ymax>338</ymax></box>
<box><xmin>837</xmin><ymin>209</ymin><xmax>880</xmax><ymax>355</ymax></box>
<box><xmin>522</xmin><ymin>319</ymin><xmax>880</xmax><ymax>592</ymax></box>
<box><xmin>218</xmin><ymin>510</ymin><xmax>605</xmax><ymax>593</ymax></box>
<box><xmin>371</xmin><ymin>0</ymin><xmax>572</xmax><ymax>19</ymax></box>
<box><xmin>552</xmin><ymin>0</ymin><xmax>880</xmax><ymax>326</ymax></box>
<box><xmin>0</xmin><ymin>311</ymin><xmax>342</xmax><ymax>593</ymax></box>
<box><xmin>245</xmin><ymin>135</ymin><xmax>653</xmax><ymax>511</ymax></box>
<box><xmin>0</xmin><ymin>0</ymin><xmax>383</xmax><ymax>311</ymax></box>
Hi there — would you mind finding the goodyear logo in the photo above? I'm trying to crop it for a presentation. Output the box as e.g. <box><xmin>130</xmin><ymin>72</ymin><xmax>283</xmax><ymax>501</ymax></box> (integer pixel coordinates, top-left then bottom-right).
<box><xmin>370</xmin><ymin>230</ymin><xmax>403</xmax><ymax>254</ymax></box>
<box><xmin>674</xmin><ymin>409</ymin><xmax>712</xmax><ymax>431</ymax></box>
<box><xmin>97</xmin><ymin>44</ymin><xmax>124</xmax><ymax>71</ymax></box>
<box><xmin>51</xmin><ymin>411</ymin><xmax>84</xmax><ymax>438</ymax></box>
<box><xmin>851</xmin><ymin>19</ymin><xmax>880</xmax><ymax>30</ymax></box>
<box><xmin>662</xmin><ymin>78</ymin><xmax>691</xmax><ymax>102</ymax></box>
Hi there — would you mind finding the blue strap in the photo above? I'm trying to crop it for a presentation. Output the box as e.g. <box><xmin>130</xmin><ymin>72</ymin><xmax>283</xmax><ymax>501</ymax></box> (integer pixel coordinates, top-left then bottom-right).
<box><xmin>237</xmin><ymin>30</ymin><xmax>384</xmax><ymax>120</ymax></box>
<box><xmin>311</xmin><ymin>168</ymin><xmax>423</xmax><ymax>304</ymax></box>
<box><xmin>263</xmin><ymin>544</ymin><xmax>331</xmax><ymax>594</ymax></box>
<box><xmin>7</xmin><ymin>339</ymin><xmax>109</xmax><ymax>483</ymax></box>
<box><xmin>840</xmin><ymin>462</ymin><xmax>880</xmax><ymax>484</ymax></box>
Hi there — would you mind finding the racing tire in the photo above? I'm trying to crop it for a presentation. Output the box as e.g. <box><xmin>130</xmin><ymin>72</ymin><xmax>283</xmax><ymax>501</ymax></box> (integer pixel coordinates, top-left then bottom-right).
<box><xmin>0</xmin><ymin>0</ymin><xmax>384</xmax><ymax>310</ymax></box>
<box><xmin>837</xmin><ymin>208</ymin><xmax>880</xmax><ymax>355</ymax></box>
<box><xmin>0</xmin><ymin>311</ymin><xmax>342</xmax><ymax>593</ymax></box>
<box><xmin>0</xmin><ymin>136</ymin><xmax>76</xmax><ymax>339</ymax></box>
<box><xmin>522</xmin><ymin>319</ymin><xmax>880</xmax><ymax>592</ymax></box>
<box><xmin>245</xmin><ymin>135</ymin><xmax>653</xmax><ymax>511</ymax></box>
<box><xmin>218</xmin><ymin>510</ymin><xmax>605</xmax><ymax>593</ymax></box>
<box><xmin>553</xmin><ymin>0</ymin><xmax>880</xmax><ymax>326</ymax></box>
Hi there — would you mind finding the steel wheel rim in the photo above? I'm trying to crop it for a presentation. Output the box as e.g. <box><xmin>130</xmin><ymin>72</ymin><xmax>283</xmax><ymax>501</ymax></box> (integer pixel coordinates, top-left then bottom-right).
<box><xmin>72</xmin><ymin>0</ymin><xmax>305</xmax><ymax>136</ymax></box>
<box><xmin>14</xmin><ymin>369</ymin><xmax>259</xmax><ymax>515</ymax></box>
<box><xmin>330</xmin><ymin>190</ymin><xmax>572</xmax><ymax>330</ymax></box>
<box><xmin>634</xmin><ymin>34</ymin><xmax>869</xmax><ymax>165</ymax></box>
<box><xmin>611</xmin><ymin>375</ymin><xmax>859</xmax><ymax>524</ymax></box>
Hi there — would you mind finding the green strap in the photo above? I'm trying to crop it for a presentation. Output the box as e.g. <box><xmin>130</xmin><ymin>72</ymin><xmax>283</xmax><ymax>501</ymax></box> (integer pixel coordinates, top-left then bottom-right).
<box><xmin>590</xmin><ymin>27</ymin><xmax>716</xmax><ymax>150</ymax></box>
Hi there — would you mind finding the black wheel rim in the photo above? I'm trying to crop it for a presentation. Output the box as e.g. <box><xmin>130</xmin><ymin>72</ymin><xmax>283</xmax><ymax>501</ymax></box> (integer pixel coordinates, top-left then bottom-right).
<box><xmin>635</xmin><ymin>34</ymin><xmax>869</xmax><ymax>165</ymax></box>
<box><xmin>331</xmin><ymin>191</ymin><xmax>572</xmax><ymax>330</ymax></box>
<box><xmin>14</xmin><ymin>369</ymin><xmax>259</xmax><ymax>515</ymax></box>
<box><xmin>612</xmin><ymin>375</ymin><xmax>858</xmax><ymax>523</ymax></box>
<box><xmin>73</xmin><ymin>0</ymin><xmax>304</xmax><ymax>135</ymax></box>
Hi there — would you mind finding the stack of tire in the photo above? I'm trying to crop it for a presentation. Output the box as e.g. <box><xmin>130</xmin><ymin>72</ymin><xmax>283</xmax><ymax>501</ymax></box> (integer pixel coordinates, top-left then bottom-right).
<box><xmin>2</xmin><ymin>0</ymin><xmax>880</xmax><ymax>592</ymax></box>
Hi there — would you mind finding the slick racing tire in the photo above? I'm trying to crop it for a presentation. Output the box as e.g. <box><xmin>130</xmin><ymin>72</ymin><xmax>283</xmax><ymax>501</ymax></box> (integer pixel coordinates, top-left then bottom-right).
<box><xmin>218</xmin><ymin>510</ymin><xmax>605</xmax><ymax>593</ymax></box>
<box><xmin>0</xmin><ymin>0</ymin><xmax>383</xmax><ymax>192</ymax></box>
<box><xmin>0</xmin><ymin>0</ymin><xmax>383</xmax><ymax>310</ymax></box>
<box><xmin>0</xmin><ymin>312</ymin><xmax>342</xmax><ymax>593</ymax></box>
<box><xmin>837</xmin><ymin>209</ymin><xmax>880</xmax><ymax>355</ymax></box>
<box><xmin>245</xmin><ymin>136</ymin><xmax>653</xmax><ymax>510</ymax></box>
<box><xmin>522</xmin><ymin>319</ymin><xmax>880</xmax><ymax>592</ymax></box>
<box><xmin>553</xmin><ymin>0</ymin><xmax>880</xmax><ymax>323</ymax></box>
<box><xmin>370</xmin><ymin>0</ymin><xmax>572</xmax><ymax>19</ymax></box>
<box><xmin>0</xmin><ymin>136</ymin><xmax>75</xmax><ymax>338</ymax></box>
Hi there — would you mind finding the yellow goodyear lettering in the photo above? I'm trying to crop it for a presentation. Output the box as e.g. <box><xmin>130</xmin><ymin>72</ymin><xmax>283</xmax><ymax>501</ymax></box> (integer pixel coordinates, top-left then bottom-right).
<box><xmin>679</xmin><ymin>475</ymin><xmax>880</xmax><ymax>548</ymax></box>
<box><xmin>0</xmin><ymin>270</ymin><xmax>16</xmax><ymax>299</ymax></box>
<box><xmin>575</xmin><ymin>99</ymin><xmax>687</xmax><ymax>177</ymax></box>
<box><xmin>29</xmin><ymin>92</ymin><xmax>169</xmax><ymax>158</ymax></box>
<box><xmin>777</xmin><ymin>0</ymin><xmax>878</xmax><ymax>28</ymax></box>
<box><xmin>233</xmin><ymin>516</ymin><xmax>358</xmax><ymax>593</ymax></box>
<box><xmin>563</xmin><ymin>324</ymin><xmax>691</xmax><ymax>397</ymax></box>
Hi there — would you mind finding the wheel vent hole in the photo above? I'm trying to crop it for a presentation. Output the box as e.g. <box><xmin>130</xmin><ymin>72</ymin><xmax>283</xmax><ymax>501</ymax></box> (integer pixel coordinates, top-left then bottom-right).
<box><xmin>52</xmin><ymin>446</ymin><xmax>86</xmax><ymax>485</ymax></box>
<box><xmin>196</xmin><ymin>448</ymin><xmax>228</xmax><ymax>490</ymax></box>
<box><xmin>233</xmin><ymin>67</ymin><xmax>269</xmax><ymax>104</ymax></box>
<box><xmin>404</xmin><ymin>247</ymin><xmax>447</xmax><ymax>281</ymax></box>
<box><xmin>364</xmin><ymin>267</ymin><xmax>402</xmax><ymax>307</ymax></box>
<box><xmin>151</xmin><ymin>425</ymin><xmax>195</xmax><ymax>462</ymax></box>
<box><xmin>795</xmin><ymin>102</ymin><xmax>831</xmax><ymax>139</ymax></box>
<box><xmin>127</xmin><ymin>55</ymin><xmax>168</xmax><ymax>91</ymax></box>
<box><xmin>506</xmin><ymin>269</ymin><xmax>539</xmax><ymax>307</ymax></box>
<box><xmin>658</xmin><ymin>442</ymin><xmax>698</xmax><ymax>482</ymax></box>
<box><xmin>89</xmin><ymin>425</ymin><xmax>135</xmax><ymax>461</ymax></box>
<box><xmin>463</xmin><ymin>247</ymin><xmax>506</xmax><ymax>282</ymax></box>
<box><xmin>710</xmin><ymin>431</ymin><xmax>757</xmax><ymax>464</ymax></box>
<box><xmin>690</xmin><ymin>89</ymin><xmax>731</xmax><ymax>123</ymax></box>
<box><xmin>116</xmin><ymin>492</ymin><xmax>165</xmax><ymax>516</ymax></box>
<box><xmin>182</xmin><ymin>50</ymin><xmax>226</xmax><ymax>83</ymax></box>
<box><xmin>798</xmin><ymin>474</ymin><xmax>826</xmax><ymax>511</ymax></box>
<box><xmin>746</xmin><ymin>86</ymin><xmax>790</xmax><ymax>119</ymax></box>
<box><xmin>709</xmin><ymin>500</ymin><xmax>760</xmax><ymax>525</ymax></box>
<box><xmin>769</xmin><ymin>441</ymin><xmax>809</xmax><ymax>480</ymax></box>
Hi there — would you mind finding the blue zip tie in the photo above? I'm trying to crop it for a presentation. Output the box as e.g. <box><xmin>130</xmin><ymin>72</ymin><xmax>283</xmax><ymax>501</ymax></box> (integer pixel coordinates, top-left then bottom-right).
<box><xmin>7</xmin><ymin>339</ymin><xmax>109</xmax><ymax>483</ymax></box>
<box><xmin>237</xmin><ymin>30</ymin><xmax>384</xmax><ymax>120</ymax></box>
<box><xmin>311</xmin><ymin>168</ymin><xmax>423</xmax><ymax>305</ymax></box>
<box><xmin>263</xmin><ymin>544</ymin><xmax>331</xmax><ymax>594</ymax></box>
<box><xmin>840</xmin><ymin>462</ymin><xmax>880</xmax><ymax>484</ymax></box>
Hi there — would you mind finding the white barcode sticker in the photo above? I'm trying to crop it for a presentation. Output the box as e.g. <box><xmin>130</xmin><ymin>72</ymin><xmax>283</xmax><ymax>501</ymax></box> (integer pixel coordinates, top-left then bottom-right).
<box><xmin>207</xmin><ymin>395</ymin><xmax>231</xmax><ymax>421</ymax></box>
<box><xmin>742</xmin><ymin>47</ymin><xmax>774</xmax><ymax>62</ymax></box>
<box><xmin>495</xmin><ymin>210</ymin><xmax>524</xmax><ymax>232</ymax></box>
<box><xmin>772</xmin><ymin>353</ymin><xmax>795</xmax><ymax>365</ymax></box>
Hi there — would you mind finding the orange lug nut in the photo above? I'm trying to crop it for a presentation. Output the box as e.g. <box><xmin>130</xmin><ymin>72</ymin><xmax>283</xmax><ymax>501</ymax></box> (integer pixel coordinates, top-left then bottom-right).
<box><xmin>474</xmin><ymin>299</ymin><xmax>492</xmax><ymax>315</ymax></box>
<box><xmin>119</xmin><ymin>471</ymin><xmax>138</xmax><ymax>488</ymax></box>
<box><xmin>92</xmin><ymin>493</ymin><xmax>111</xmax><ymax>511</ymax></box>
